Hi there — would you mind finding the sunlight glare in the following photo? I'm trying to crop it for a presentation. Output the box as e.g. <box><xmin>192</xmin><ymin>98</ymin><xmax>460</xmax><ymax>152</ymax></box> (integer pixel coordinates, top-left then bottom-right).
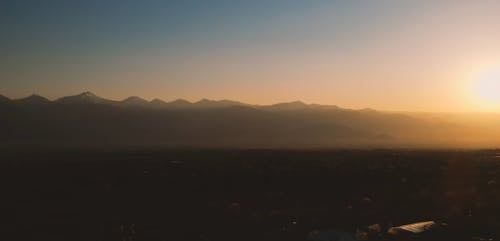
<box><xmin>473</xmin><ymin>69</ymin><xmax>500</xmax><ymax>109</ymax></box>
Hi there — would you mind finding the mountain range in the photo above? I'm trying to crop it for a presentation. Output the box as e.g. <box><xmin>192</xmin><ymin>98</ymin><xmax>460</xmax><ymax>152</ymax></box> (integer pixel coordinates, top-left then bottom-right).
<box><xmin>3</xmin><ymin>92</ymin><xmax>324</xmax><ymax>110</ymax></box>
<box><xmin>1</xmin><ymin>92</ymin><xmax>500</xmax><ymax>148</ymax></box>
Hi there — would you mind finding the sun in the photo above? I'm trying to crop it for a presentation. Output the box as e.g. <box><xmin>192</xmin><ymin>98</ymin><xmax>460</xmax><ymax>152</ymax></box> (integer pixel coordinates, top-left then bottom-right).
<box><xmin>472</xmin><ymin>69</ymin><xmax>500</xmax><ymax>110</ymax></box>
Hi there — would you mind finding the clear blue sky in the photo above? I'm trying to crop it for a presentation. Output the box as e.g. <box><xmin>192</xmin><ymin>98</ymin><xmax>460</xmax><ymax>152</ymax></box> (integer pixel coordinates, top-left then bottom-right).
<box><xmin>2</xmin><ymin>1</ymin><xmax>500</xmax><ymax>111</ymax></box>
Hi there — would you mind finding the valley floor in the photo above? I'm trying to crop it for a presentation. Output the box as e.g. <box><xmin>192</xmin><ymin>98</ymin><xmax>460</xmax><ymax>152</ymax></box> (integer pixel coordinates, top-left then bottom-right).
<box><xmin>1</xmin><ymin>149</ymin><xmax>499</xmax><ymax>241</ymax></box>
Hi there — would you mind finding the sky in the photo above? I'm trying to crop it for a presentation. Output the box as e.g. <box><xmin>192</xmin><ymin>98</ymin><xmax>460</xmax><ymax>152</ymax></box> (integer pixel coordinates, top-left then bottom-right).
<box><xmin>2</xmin><ymin>0</ymin><xmax>500</xmax><ymax>112</ymax></box>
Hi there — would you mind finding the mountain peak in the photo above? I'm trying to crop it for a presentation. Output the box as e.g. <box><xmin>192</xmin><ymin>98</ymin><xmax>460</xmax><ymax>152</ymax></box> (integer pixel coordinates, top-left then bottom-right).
<box><xmin>194</xmin><ymin>99</ymin><xmax>245</xmax><ymax>108</ymax></box>
<box><xmin>289</xmin><ymin>100</ymin><xmax>307</xmax><ymax>105</ymax></box>
<box><xmin>80</xmin><ymin>91</ymin><xmax>97</xmax><ymax>97</ymax></box>
<box><xmin>164</xmin><ymin>99</ymin><xmax>193</xmax><ymax>108</ymax></box>
<box><xmin>169</xmin><ymin>99</ymin><xmax>191</xmax><ymax>105</ymax></box>
<box><xmin>149</xmin><ymin>98</ymin><xmax>193</xmax><ymax>109</ymax></box>
<box><xmin>196</xmin><ymin>98</ymin><xmax>212</xmax><ymax>104</ymax></box>
<box><xmin>76</xmin><ymin>91</ymin><xmax>102</xmax><ymax>101</ymax></box>
<box><xmin>150</xmin><ymin>98</ymin><xmax>165</xmax><ymax>103</ymax></box>
<box><xmin>150</xmin><ymin>98</ymin><xmax>167</xmax><ymax>105</ymax></box>
<box><xmin>149</xmin><ymin>98</ymin><xmax>169</xmax><ymax>109</ymax></box>
<box><xmin>275</xmin><ymin>100</ymin><xmax>307</xmax><ymax>105</ymax></box>
<box><xmin>267</xmin><ymin>101</ymin><xmax>309</xmax><ymax>110</ymax></box>
<box><xmin>27</xmin><ymin>94</ymin><xmax>48</xmax><ymax>100</ymax></box>
<box><xmin>15</xmin><ymin>94</ymin><xmax>51</xmax><ymax>104</ymax></box>
<box><xmin>56</xmin><ymin>91</ymin><xmax>112</xmax><ymax>104</ymax></box>
<box><xmin>170</xmin><ymin>99</ymin><xmax>192</xmax><ymax>104</ymax></box>
<box><xmin>121</xmin><ymin>96</ymin><xmax>150</xmax><ymax>107</ymax></box>
<box><xmin>123</xmin><ymin>96</ymin><xmax>148</xmax><ymax>103</ymax></box>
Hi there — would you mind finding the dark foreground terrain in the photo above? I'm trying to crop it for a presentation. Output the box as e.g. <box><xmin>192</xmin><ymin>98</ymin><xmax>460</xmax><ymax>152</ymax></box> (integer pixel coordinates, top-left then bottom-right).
<box><xmin>1</xmin><ymin>149</ymin><xmax>500</xmax><ymax>241</ymax></box>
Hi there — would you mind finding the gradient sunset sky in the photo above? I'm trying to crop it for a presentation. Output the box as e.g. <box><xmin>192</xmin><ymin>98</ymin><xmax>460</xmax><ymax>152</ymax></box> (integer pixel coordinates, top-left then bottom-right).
<box><xmin>2</xmin><ymin>1</ymin><xmax>500</xmax><ymax>111</ymax></box>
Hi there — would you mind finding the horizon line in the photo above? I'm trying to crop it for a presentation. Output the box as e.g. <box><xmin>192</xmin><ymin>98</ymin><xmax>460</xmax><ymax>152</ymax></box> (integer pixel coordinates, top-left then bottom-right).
<box><xmin>2</xmin><ymin>91</ymin><xmax>500</xmax><ymax>114</ymax></box>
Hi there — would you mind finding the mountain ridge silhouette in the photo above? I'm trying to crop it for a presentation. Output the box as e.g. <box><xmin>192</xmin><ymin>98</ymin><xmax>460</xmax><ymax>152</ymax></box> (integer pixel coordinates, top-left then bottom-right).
<box><xmin>4</xmin><ymin>92</ymin><xmax>350</xmax><ymax>110</ymax></box>
<box><xmin>2</xmin><ymin>92</ymin><xmax>500</xmax><ymax>148</ymax></box>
